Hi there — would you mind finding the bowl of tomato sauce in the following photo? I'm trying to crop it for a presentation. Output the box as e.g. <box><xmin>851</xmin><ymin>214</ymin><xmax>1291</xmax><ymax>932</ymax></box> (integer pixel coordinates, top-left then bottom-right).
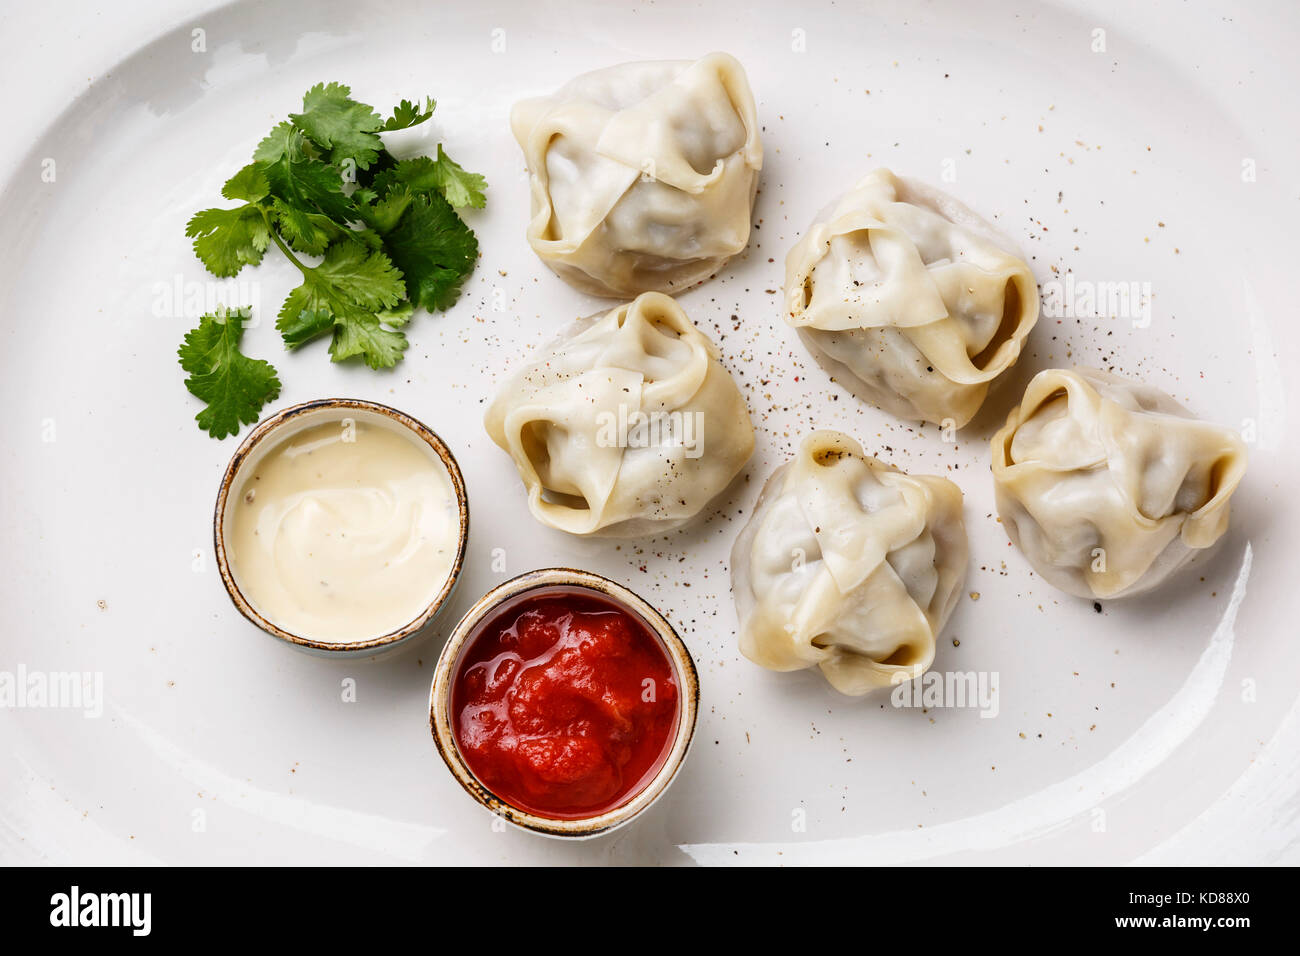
<box><xmin>429</xmin><ymin>568</ymin><xmax>699</xmax><ymax>838</ymax></box>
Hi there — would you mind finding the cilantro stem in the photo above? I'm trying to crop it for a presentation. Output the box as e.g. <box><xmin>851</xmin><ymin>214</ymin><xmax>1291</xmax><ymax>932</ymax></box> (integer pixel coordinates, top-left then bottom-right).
<box><xmin>258</xmin><ymin>207</ymin><xmax>312</xmax><ymax>275</ymax></box>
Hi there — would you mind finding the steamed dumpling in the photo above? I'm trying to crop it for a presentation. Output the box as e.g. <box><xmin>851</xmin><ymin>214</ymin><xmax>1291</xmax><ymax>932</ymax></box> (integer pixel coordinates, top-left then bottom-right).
<box><xmin>485</xmin><ymin>292</ymin><xmax>755</xmax><ymax>536</ymax></box>
<box><xmin>784</xmin><ymin>169</ymin><xmax>1039</xmax><ymax>427</ymax></box>
<box><xmin>991</xmin><ymin>368</ymin><xmax>1247</xmax><ymax>599</ymax></box>
<box><xmin>511</xmin><ymin>52</ymin><xmax>763</xmax><ymax>298</ymax></box>
<box><xmin>731</xmin><ymin>431</ymin><xmax>968</xmax><ymax>695</ymax></box>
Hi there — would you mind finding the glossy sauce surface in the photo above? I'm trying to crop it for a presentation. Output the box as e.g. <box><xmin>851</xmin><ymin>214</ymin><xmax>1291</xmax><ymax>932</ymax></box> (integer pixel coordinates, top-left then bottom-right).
<box><xmin>452</xmin><ymin>589</ymin><xmax>678</xmax><ymax>819</ymax></box>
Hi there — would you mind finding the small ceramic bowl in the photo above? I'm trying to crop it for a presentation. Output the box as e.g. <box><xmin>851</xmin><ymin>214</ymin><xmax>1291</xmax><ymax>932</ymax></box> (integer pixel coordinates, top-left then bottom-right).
<box><xmin>429</xmin><ymin>568</ymin><xmax>699</xmax><ymax>838</ymax></box>
<box><xmin>214</xmin><ymin>398</ymin><xmax>469</xmax><ymax>658</ymax></box>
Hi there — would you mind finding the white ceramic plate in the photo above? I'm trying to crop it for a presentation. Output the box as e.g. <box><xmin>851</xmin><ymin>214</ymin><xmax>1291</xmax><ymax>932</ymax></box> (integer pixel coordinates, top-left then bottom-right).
<box><xmin>2</xmin><ymin>0</ymin><xmax>1298</xmax><ymax>865</ymax></box>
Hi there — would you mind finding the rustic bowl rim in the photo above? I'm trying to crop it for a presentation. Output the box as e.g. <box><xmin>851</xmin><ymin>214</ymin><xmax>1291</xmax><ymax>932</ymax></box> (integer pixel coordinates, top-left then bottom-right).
<box><xmin>213</xmin><ymin>397</ymin><xmax>470</xmax><ymax>654</ymax></box>
<box><xmin>429</xmin><ymin>567</ymin><xmax>700</xmax><ymax>839</ymax></box>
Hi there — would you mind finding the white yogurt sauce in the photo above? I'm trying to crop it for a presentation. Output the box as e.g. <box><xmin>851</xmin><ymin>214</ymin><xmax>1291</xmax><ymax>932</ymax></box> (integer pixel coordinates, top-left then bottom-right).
<box><xmin>228</xmin><ymin>418</ymin><xmax>460</xmax><ymax>642</ymax></box>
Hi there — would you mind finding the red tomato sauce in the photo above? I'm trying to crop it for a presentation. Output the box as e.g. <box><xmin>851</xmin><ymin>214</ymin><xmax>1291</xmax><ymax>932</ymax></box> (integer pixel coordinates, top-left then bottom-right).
<box><xmin>452</xmin><ymin>588</ymin><xmax>679</xmax><ymax>819</ymax></box>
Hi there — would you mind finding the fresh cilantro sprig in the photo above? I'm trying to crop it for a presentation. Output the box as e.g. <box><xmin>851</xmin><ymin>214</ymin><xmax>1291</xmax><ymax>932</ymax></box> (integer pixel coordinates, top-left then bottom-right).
<box><xmin>180</xmin><ymin>82</ymin><xmax>485</xmax><ymax>437</ymax></box>
<box><xmin>178</xmin><ymin>308</ymin><xmax>281</xmax><ymax>440</ymax></box>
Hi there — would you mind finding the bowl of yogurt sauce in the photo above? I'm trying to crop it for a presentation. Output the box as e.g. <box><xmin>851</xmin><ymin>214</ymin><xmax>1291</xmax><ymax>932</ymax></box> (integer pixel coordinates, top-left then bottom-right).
<box><xmin>214</xmin><ymin>398</ymin><xmax>469</xmax><ymax>657</ymax></box>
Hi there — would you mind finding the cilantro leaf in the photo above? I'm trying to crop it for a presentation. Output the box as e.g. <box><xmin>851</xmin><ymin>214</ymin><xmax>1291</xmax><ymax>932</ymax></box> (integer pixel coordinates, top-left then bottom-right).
<box><xmin>221</xmin><ymin>164</ymin><xmax>270</xmax><ymax>203</ymax></box>
<box><xmin>381</xmin><ymin>97</ymin><xmax>436</xmax><ymax>131</ymax></box>
<box><xmin>182</xmin><ymin>82</ymin><xmax>489</xmax><ymax>434</ymax></box>
<box><xmin>354</xmin><ymin>147</ymin><xmax>398</xmax><ymax>193</ymax></box>
<box><xmin>185</xmin><ymin>205</ymin><xmax>270</xmax><ymax>277</ymax></box>
<box><xmin>380</xmin><ymin>191</ymin><xmax>479</xmax><ymax>312</ymax></box>
<box><xmin>276</xmin><ymin>242</ymin><xmax>408</xmax><ymax>368</ymax></box>
<box><xmin>271</xmin><ymin>198</ymin><xmax>344</xmax><ymax>256</ymax></box>
<box><xmin>178</xmin><ymin>308</ymin><xmax>281</xmax><ymax>439</ymax></box>
<box><xmin>290</xmin><ymin>82</ymin><xmax>385</xmax><ymax>171</ymax></box>
<box><xmin>311</xmin><ymin>241</ymin><xmax>406</xmax><ymax>311</ymax></box>
<box><xmin>328</xmin><ymin>314</ymin><xmax>409</xmax><ymax>368</ymax></box>
<box><xmin>425</xmin><ymin>145</ymin><xmax>488</xmax><ymax>209</ymax></box>
<box><xmin>375</xmin><ymin>301</ymin><xmax>415</xmax><ymax>327</ymax></box>
<box><xmin>361</xmin><ymin>184</ymin><xmax>415</xmax><ymax>233</ymax></box>
<box><xmin>254</xmin><ymin>122</ymin><xmax>311</xmax><ymax>164</ymax></box>
<box><xmin>261</xmin><ymin>153</ymin><xmax>354</xmax><ymax>221</ymax></box>
<box><xmin>351</xmin><ymin>227</ymin><xmax>386</xmax><ymax>251</ymax></box>
<box><xmin>372</xmin><ymin>145</ymin><xmax>487</xmax><ymax>209</ymax></box>
<box><xmin>276</xmin><ymin>307</ymin><xmax>335</xmax><ymax>350</ymax></box>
